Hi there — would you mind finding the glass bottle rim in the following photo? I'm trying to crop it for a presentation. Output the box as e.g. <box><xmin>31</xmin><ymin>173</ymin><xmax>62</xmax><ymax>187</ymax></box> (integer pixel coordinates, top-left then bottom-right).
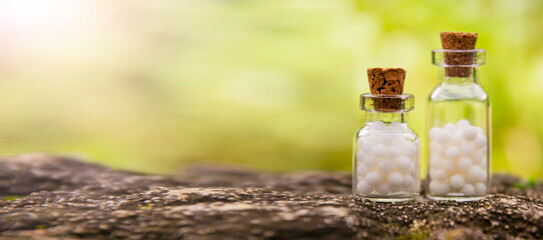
<box><xmin>432</xmin><ymin>49</ymin><xmax>486</xmax><ymax>67</ymax></box>
<box><xmin>360</xmin><ymin>93</ymin><xmax>414</xmax><ymax>113</ymax></box>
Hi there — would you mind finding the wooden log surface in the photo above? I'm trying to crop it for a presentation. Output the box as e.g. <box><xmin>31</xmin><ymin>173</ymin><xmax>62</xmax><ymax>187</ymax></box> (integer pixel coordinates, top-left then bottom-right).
<box><xmin>0</xmin><ymin>154</ymin><xmax>541</xmax><ymax>239</ymax></box>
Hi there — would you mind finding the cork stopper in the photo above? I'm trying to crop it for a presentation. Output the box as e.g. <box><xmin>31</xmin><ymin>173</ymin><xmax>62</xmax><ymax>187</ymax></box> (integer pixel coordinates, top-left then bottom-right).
<box><xmin>367</xmin><ymin>68</ymin><xmax>406</xmax><ymax>111</ymax></box>
<box><xmin>440</xmin><ymin>32</ymin><xmax>478</xmax><ymax>77</ymax></box>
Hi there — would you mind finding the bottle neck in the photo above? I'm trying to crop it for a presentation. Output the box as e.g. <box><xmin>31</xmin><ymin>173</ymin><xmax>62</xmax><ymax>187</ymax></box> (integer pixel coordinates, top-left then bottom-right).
<box><xmin>437</xmin><ymin>67</ymin><xmax>480</xmax><ymax>85</ymax></box>
<box><xmin>364</xmin><ymin>112</ymin><xmax>409</xmax><ymax>124</ymax></box>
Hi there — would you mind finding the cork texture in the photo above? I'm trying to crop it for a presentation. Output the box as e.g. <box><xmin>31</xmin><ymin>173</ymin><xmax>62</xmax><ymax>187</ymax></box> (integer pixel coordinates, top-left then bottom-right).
<box><xmin>440</xmin><ymin>32</ymin><xmax>478</xmax><ymax>77</ymax></box>
<box><xmin>367</xmin><ymin>68</ymin><xmax>406</xmax><ymax>111</ymax></box>
<box><xmin>367</xmin><ymin>68</ymin><xmax>405</xmax><ymax>95</ymax></box>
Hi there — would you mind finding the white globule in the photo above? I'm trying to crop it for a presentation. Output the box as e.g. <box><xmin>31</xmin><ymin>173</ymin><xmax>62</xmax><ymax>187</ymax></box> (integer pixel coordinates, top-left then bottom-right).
<box><xmin>363</xmin><ymin>155</ymin><xmax>378</xmax><ymax>168</ymax></box>
<box><xmin>467</xmin><ymin>166</ymin><xmax>484</xmax><ymax>182</ymax></box>
<box><xmin>444</xmin><ymin>123</ymin><xmax>456</xmax><ymax>133</ymax></box>
<box><xmin>456</xmin><ymin>119</ymin><xmax>470</xmax><ymax>128</ymax></box>
<box><xmin>429</xmin><ymin>127</ymin><xmax>441</xmax><ymax>140</ymax></box>
<box><xmin>445</xmin><ymin>146</ymin><xmax>460</xmax><ymax>159</ymax></box>
<box><xmin>378</xmin><ymin>159</ymin><xmax>394</xmax><ymax>173</ymax></box>
<box><xmin>462</xmin><ymin>126</ymin><xmax>478</xmax><ymax>141</ymax></box>
<box><xmin>387</xmin><ymin>172</ymin><xmax>404</xmax><ymax>187</ymax></box>
<box><xmin>474</xmin><ymin>182</ymin><xmax>487</xmax><ymax>195</ymax></box>
<box><xmin>354</xmin><ymin>121</ymin><xmax>420</xmax><ymax>197</ymax></box>
<box><xmin>436</xmin><ymin>130</ymin><xmax>451</xmax><ymax>144</ymax></box>
<box><xmin>428</xmin><ymin>119</ymin><xmax>488</xmax><ymax>196</ymax></box>
<box><xmin>373</xmin><ymin>144</ymin><xmax>387</xmax><ymax>157</ymax></box>
<box><xmin>457</xmin><ymin>157</ymin><xmax>472</xmax><ymax>171</ymax></box>
<box><xmin>429</xmin><ymin>156</ymin><xmax>442</xmax><ymax>168</ymax></box>
<box><xmin>474</xmin><ymin>134</ymin><xmax>487</xmax><ymax>148</ymax></box>
<box><xmin>403</xmin><ymin>175</ymin><xmax>415</xmax><ymax>187</ymax></box>
<box><xmin>443</xmin><ymin>160</ymin><xmax>456</xmax><ymax>173</ymax></box>
<box><xmin>402</xmin><ymin>142</ymin><xmax>417</xmax><ymax>158</ymax></box>
<box><xmin>357</xmin><ymin>180</ymin><xmax>373</xmax><ymax>194</ymax></box>
<box><xmin>381</xmin><ymin>136</ymin><xmax>395</xmax><ymax>146</ymax></box>
<box><xmin>396</xmin><ymin>156</ymin><xmax>411</xmax><ymax>170</ymax></box>
<box><xmin>430</xmin><ymin>181</ymin><xmax>450</xmax><ymax>195</ymax></box>
<box><xmin>388</xmin><ymin>146</ymin><xmax>401</xmax><ymax>159</ymax></box>
<box><xmin>430</xmin><ymin>169</ymin><xmax>447</xmax><ymax>181</ymax></box>
<box><xmin>357</xmin><ymin>165</ymin><xmax>368</xmax><ymax>176</ymax></box>
<box><xmin>449</xmin><ymin>175</ymin><xmax>465</xmax><ymax>189</ymax></box>
<box><xmin>365</xmin><ymin>171</ymin><xmax>382</xmax><ymax>186</ymax></box>
<box><xmin>460</xmin><ymin>143</ymin><xmax>475</xmax><ymax>156</ymax></box>
<box><xmin>377</xmin><ymin>184</ymin><xmax>390</xmax><ymax>195</ymax></box>
<box><xmin>356</xmin><ymin>151</ymin><xmax>365</xmax><ymax>163</ymax></box>
<box><xmin>361</xmin><ymin>142</ymin><xmax>373</xmax><ymax>153</ymax></box>
<box><xmin>407</xmin><ymin>163</ymin><xmax>416</xmax><ymax>175</ymax></box>
<box><xmin>450</xmin><ymin>133</ymin><xmax>464</xmax><ymax>146</ymax></box>
<box><xmin>461</xmin><ymin>184</ymin><xmax>475</xmax><ymax>196</ymax></box>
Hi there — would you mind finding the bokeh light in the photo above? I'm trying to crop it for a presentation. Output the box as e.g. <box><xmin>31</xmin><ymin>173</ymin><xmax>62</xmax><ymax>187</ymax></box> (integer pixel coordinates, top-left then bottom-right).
<box><xmin>0</xmin><ymin>0</ymin><xmax>541</xmax><ymax>178</ymax></box>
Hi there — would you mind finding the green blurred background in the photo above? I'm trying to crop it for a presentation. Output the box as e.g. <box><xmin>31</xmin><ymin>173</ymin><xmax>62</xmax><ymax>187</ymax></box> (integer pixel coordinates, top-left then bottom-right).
<box><xmin>0</xmin><ymin>0</ymin><xmax>542</xmax><ymax>178</ymax></box>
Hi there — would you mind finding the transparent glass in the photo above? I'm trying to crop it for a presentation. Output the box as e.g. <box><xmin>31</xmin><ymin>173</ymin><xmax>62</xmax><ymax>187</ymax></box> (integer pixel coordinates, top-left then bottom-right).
<box><xmin>353</xmin><ymin>94</ymin><xmax>420</xmax><ymax>202</ymax></box>
<box><xmin>426</xmin><ymin>49</ymin><xmax>491</xmax><ymax>201</ymax></box>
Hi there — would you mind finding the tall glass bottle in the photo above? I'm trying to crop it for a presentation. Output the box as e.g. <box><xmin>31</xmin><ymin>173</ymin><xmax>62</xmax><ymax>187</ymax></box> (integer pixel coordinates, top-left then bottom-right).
<box><xmin>353</xmin><ymin>94</ymin><xmax>420</xmax><ymax>202</ymax></box>
<box><xmin>426</xmin><ymin>49</ymin><xmax>490</xmax><ymax>201</ymax></box>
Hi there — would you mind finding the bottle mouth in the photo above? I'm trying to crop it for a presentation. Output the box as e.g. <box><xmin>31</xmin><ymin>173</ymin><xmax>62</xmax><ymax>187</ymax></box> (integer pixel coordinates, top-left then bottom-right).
<box><xmin>432</xmin><ymin>49</ymin><xmax>486</xmax><ymax>67</ymax></box>
<box><xmin>360</xmin><ymin>94</ymin><xmax>414</xmax><ymax>112</ymax></box>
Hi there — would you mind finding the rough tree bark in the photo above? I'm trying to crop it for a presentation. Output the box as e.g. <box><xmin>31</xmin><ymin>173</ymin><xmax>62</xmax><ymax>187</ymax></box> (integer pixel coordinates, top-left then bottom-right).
<box><xmin>0</xmin><ymin>154</ymin><xmax>541</xmax><ymax>239</ymax></box>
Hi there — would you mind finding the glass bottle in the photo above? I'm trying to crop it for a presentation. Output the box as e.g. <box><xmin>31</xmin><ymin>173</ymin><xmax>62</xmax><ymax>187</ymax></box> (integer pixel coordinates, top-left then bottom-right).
<box><xmin>353</xmin><ymin>94</ymin><xmax>420</xmax><ymax>202</ymax></box>
<box><xmin>426</xmin><ymin>49</ymin><xmax>490</xmax><ymax>201</ymax></box>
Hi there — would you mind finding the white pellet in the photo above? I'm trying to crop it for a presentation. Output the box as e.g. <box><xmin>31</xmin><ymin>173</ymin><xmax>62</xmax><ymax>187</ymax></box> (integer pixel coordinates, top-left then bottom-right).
<box><xmin>462</xmin><ymin>126</ymin><xmax>478</xmax><ymax>141</ymax></box>
<box><xmin>429</xmin><ymin>127</ymin><xmax>441</xmax><ymax>140</ymax></box>
<box><xmin>444</xmin><ymin>123</ymin><xmax>457</xmax><ymax>133</ymax></box>
<box><xmin>377</xmin><ymin>183</ymin><xmax>390</xmax><ymax>195</ymax></box>
<box><xmin>467</xmin><ymin>166</ymin><xmax>484</xmax><ymax>183</ymax></box>
<box><xmin>436</xmin><ymin>130</ymin><xmax>451</xmax><ymax>144</ymax></box>
<box><xmin>430</xmin><ymin>169</ymin><xmax>447</xmax><ymax>181</ymax></box>
<box><xmin>357</xmin><ymin>165</ymin><xmax>369</xmax><ymax>176</ymax></box>
<box><xmin>403</xmin><ymin>175</ymin><xmax>415</xmax><ymax>187</ymax></box>
<box><xmin>361</xmin><ymin>140</ymin><xmax>373</xmax><ymax>153</ymax></box>
<box><xmin>396</xmin><ymin>156</ymin><xmax>411</xmax><ymax>171</ymax></box>
<box><xmin>456</xmin><ymin>119</ymin><xmax>470</xmax><ymax>128</ymax></box>
<box><xmin>430</xmin><ymin>141</ymin><xmax>441</xmax><ymax>152</ymax></box>
<box><xmin>479</xmin><ymin>170</ymin><xmax>488</xmax><ymax>182</ymax></box>
<box><xmin>378</xmin><ymin>159</ymin><xmax>394</xmax><ymax>173</ymax></box>
<box><xmin>356</xmin><ymin>151</ymin><xmax>365</xmax><ymax>162</ymax></box>
<box><xmin>357</xmin><ymin>180</ymin><xmax>372</xmax><ymax>194</ymax></box>
<box><xmin>460</xmin><ymin>142</ymin><xmax>475</xmax><ymax>156</ymax></box>
<box><xmin>471</xmin><ymin>151</ymin><xmax>484</xmax><ymax>163</ymax></box>
<box><xmin>387</xmin><ymin>146</ymin><xmax>401</xmax><ymax>159</ymax></box>
<box><xmin>457</xmin><ymin>157</ymin><xmax>472</xmax><ymax>171</ymax></box>
<box><xmin>363</xmin><ymin>155</ymin><xmax>378</xmax><ymax>168</ymax></box>
<box><xmin>365</xmin><ymin>171</ymin><xmax>382</xmax><ymax>186</ymax></box>
<box><xmin>474</xmin><ymin>182</ymin><xmax>487</xmax><ymax>195</ymax></box>
<box><xmin>431</xmin><ymin>181</ymin><xmax>450</xmax><ymax>195</ymax></box>
<box><xmin>474</xmin><ymin>134</ymin><xmax>487</xmax><ymax>148</ymax></box>
<box><xmin>407</xmin><ymin>163</ymin><xmax>416</xmax><ymax>175</ymax></box>
<box><xmin>450</xmin><ymin>132</ymin><xmax>464</xmax><ymax>146</ymax></box>
<box><xmin>381</xmin><ymin>136</ymin><xmax>395</xmax><ymax>146</ymax></box>
<box><xmin>449</xmin><ymin>175</ymin><xmax>465</xmax><ymax>189</ymax></box>
<box><xmin>429</xmin><ymin>155</ymin><xmax>442</xmax><ymax>168</ymax></box>
<box><xmin>403</xmin><ymin>142</ymin><xmax>417</xmax><ymax>158</ymax></box>
<box><xmin>461</xmin><ymin>184</ymin><xmax>475</xmax><ymax>196</ymax></box>
<box><xmin>373</xmin><ymin>144</ymin><xmax>387</xmax><ymax>157</ymax></box>
<box><xmin>445</xmin><ymin>146</ymin><xmax>460</xmax><ymax>159</ymax></box>
<box><xmin>443</xmin><ymin>160</ymin><xmax>456</xmax><ymax>173</ymax></box>
<box><xmin>387</xmin><ymin>172</ymin><xmax>404</xmax><ymax>187</ymax></box>
<box><xmin>372</xmin><ymin>121</ymin><xmax>386</xmax><ymax>130</ymax></box>
<box><xmin>357</xmin><ymin>136</ymin><xmax>366</xmax><ymax>149</ymax></box>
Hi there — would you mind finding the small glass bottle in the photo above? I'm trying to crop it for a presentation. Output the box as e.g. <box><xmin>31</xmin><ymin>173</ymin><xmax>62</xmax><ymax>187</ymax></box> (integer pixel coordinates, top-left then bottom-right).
<box><xmin>426</xmin><ymin>49</ymin><xmax>490</xmax><ymax>201</ymax></box>
<box><xmin>353</xmin><ymin>94</ymin><xmax>420</xmax><ymax>202</ymax></box>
